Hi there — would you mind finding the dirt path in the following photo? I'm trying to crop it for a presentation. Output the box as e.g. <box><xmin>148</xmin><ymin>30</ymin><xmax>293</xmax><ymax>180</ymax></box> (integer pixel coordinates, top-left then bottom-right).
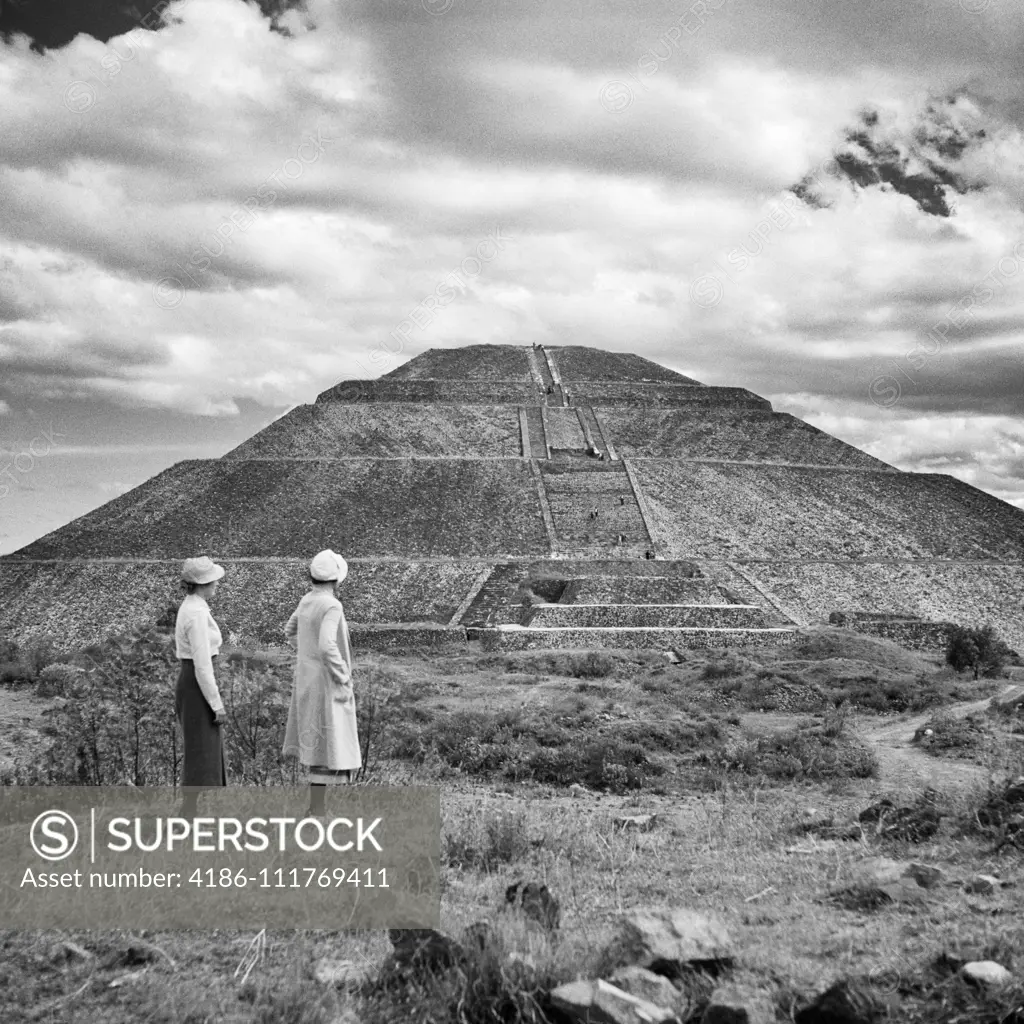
<box><xmin>852</xmin><ymin>696</ymin><xmax>996</xmax><ymax>793</ymax></box>
<box><xmin>742</xmin><ymin>687</ymin><xmax>1023</xmax><ymax>794</ymax></box>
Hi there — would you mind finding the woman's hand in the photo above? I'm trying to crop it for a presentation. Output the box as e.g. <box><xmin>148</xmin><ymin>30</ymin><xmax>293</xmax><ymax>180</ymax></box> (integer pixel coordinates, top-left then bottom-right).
<box><xmin>213</xmin><ymin>709</ymin><xmax>228</xmax><ymax>726</ymax></box>
<box><xmin>333</xmin><ymin>684</ymin><xmax>355</xmax><ymax>706</ymax></box>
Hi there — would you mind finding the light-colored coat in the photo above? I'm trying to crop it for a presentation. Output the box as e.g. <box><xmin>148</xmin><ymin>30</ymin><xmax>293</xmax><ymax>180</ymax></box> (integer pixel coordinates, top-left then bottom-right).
<box><xmin>281</xmin><ymin>588</ymin><xmax>361</xmax><ymax>772</ymax></box>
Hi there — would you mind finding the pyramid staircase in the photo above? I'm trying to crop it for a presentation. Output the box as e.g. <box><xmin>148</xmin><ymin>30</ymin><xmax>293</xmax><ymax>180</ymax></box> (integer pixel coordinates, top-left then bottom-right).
<box><xmin>460</xmin><ymin>561</ymin><xmax>799</xmax><ymax>651</ymax></box>
<box><xmin>540</xmin><ymin>461</ymin><xmax>650</xmax><ymax>557</ymax></box>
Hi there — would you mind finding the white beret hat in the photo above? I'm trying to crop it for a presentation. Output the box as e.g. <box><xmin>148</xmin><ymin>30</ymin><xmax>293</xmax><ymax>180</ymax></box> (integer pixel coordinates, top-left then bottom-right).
<box><xmin>310</xmin><ymin>549</ymin><xmax>348</xmax><ymax>583</ymax></box>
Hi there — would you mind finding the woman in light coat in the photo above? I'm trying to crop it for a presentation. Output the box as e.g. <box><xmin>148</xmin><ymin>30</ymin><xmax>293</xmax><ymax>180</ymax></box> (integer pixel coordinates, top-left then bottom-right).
<box><xmin>174</xmin><ymin>556</ymin><xmax>228</xmax><ymax>817</ymax></box>
<box><xmin>282</xmin><ymin>549</ymin><xmax>361</xmax><ymax>816</ymax></box>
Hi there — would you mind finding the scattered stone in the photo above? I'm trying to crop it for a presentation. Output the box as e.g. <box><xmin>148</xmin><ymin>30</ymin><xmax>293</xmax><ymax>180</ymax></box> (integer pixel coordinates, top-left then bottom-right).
<box><xmin>702</xmin><ymin>983</ymin><xmax>774</xmax><ymax>1024</ymax></box>
<box><xmin>550</xmin><ymin>978</ymin><xmax>677</xmax><ymax>1024</ymax></box>
<box><xmin>50</xmin><ymin>940</ymin><xmax>93</xmax><ymax>965</ymax></box>
<box><xmin>844</xmin><ymin>857</ymin><xmax>943</xmax><ymax>893</ymax></box>
<box><xmin>857</xmin><ymin>795</ymin><xmax>941</xmax><ymax>842</ymax></box>
<box><xmin>830</xmin><ymin>878</ymin><xmax>928</xmax><ymax>911</ymax></box>
<box><xmin>963</xmin><ymin>874</ymin><xmax>1001</xmax><ymax>895</ymax></box>
<box><xmin>962</xmin><ymin>961</ymin><xmax>1012</xmax><ymax>987</ymax></box>
<box><xmin>613</xmin><ymin>908</ymin><xmax>734</xmax><ymax>976</ymax></box>
<box><xmin>506</xmin><ymin>880</ymin><xmax>561</xmax><ymax>930</ymax></box>
<box><xmin>795</xmin><ymin>978</ymin><xmax>886</xmax><ymax>1024</ymax></box>
<box><xmin>614</xmin><ymin>814</ymin><xmax>659</xmax><ymax>832</ymax></box>
<box><xmin>904</xmin><ymin>863</ymin><xmax>944</xmax><ymax>889</ymax></box>
<box><xmin>849</xmin><ymin>857</ymin><xmax>907</xmax><ymax>887</ymax></box>
<box><xmin>313</xmin><ymin>959</ymin><xmax>374</xmax><ymax>989</ymax></box>
<box><xmin>609</xmin><ymin>965</ymin><xmax>687</xmax><ymax>1016</ymax></box>
<box><xmin>108</xmin><ymin>969</ymin><xmax>149</xmax><ymax>989</ymax></box>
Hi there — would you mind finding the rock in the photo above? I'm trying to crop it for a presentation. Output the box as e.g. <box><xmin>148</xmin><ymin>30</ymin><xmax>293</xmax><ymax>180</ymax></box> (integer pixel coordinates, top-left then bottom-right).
<box><xmin>614</xmin><ymin>908</ymin><xmax>734</xmax><ymax>974</ymax></box>
<box><xmin>702</xmin><ymin>983</ymin><xmax>775</xmax><ymax>1024</ymax></box>
<box><xmin>104</xmin><ymin>942</ymin><xmax>160</xmax><ymax>969</ymax></box>
<box><xmin>569</xmin><ymin>783</ymin><xmax>592</xmax><ymax>799</ymax></box>
<box><xmin>858</xmin><ymin>799</ymin><xmax>896</xmax><ymax>825</ymax></box>
<box><xmin>831</xmin><ymin>878</ymin><xmax>927</xmax><ymax>911</ymax></box>
<box><xmin>856</xmin><ymin>798</ymin><xmax>941</xmax><ymax>842</ymax></box>
<box><xmin>609</xmin><ymin>965</ymin><xmax>688</xmax><ymax>1016</ymax></box>
<box><xmin>387</xmin><ymin>928</ymin><xmax>463</xmax><ymax>974</ymax></box>
<box><xmin>962</xmin><ymin>961</ymin><xmax>1012</xmax><ymax>987</ymax></box>
<box><xmin>550</xmin><ymin>978</ymin><xmax>677</xmax><ymax>1024</ymax></box>
<box><xmin>50</xmin><ymin>940</ymin><xmax>93</xmax><ymax>965</ymax></box>
<box><xmin>904</xmin><ymin>863</ymin><xmax>944</xmax><ymax>889</ymax></box>
<box><xmin>313</xmin><ymin>959</ymin><xmax>374</xmax><ymax>989</ymax></box>
<box><xmin>108</xmin><ymin>970</ymin><xmax>148</xmax><ymax>989</ymax></box>
<box><xmin>614</xmin><ymin>814</ymin><xmax>659</xmax><ymax>832</ymax></box>
<box><xmin>846</xmin><ymin>857</ymin><xmax>943</xmax><ymax>893</ymax></box>
<box><xmin>795</xmin><ymin>978</ymin><xmax>886</xmax><ymax>1024</ymax></box>
<box><xmin>849</xmin><ymin>857</ymin><xmax>907</xmax><ymax>887</ymax></box>
<box><xmin>506</xmin><ymin>880</ymin><xmax>560</xmax><ymax>930</ymax></box>
<box><xmin>963</xmin><ymin>874</ymin><xmax>1000</xmax><ymax>895</ymax></box>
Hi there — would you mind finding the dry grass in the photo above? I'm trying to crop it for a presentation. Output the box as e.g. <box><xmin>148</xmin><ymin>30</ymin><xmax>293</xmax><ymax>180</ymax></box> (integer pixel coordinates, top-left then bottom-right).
<box><xmin>3</xmin><ymin>633</ymin><xmax>1024</xmax><ymax>1022</ymax></box>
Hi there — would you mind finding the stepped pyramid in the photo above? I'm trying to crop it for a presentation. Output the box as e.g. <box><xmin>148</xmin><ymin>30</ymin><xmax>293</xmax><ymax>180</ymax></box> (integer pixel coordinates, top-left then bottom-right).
<box><xmin>2</xmin><ymin>342</ymin><xmax>1024</xmax><ymax>655</ymax></box>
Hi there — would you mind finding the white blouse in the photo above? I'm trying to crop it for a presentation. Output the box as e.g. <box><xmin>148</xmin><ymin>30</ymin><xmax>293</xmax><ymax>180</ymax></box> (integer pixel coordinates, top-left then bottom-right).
<box><xmin>174</xmin><ymin>594</ymin><xmax>224</xmax><ymax>713</ymax></box>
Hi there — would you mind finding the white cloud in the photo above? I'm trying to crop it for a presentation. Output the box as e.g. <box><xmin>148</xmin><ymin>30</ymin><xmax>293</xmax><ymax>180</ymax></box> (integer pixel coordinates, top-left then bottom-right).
<box><xmin>0</xmin><ymin>0</ymin><xmax>1022</xmax><ymax>506</ymax></box>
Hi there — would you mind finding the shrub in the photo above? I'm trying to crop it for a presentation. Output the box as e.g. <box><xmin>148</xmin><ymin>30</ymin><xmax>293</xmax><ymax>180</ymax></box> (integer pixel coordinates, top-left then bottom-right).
<box><xmin>444</xmin><ymin>808</ymin><xmax>532</xmax><ymax>871</ymax></box>
<box><xmin>946</xmin><ymin>623</ymin><xmax>1010</xmax><ymax>680</ymax></box>
<box><xmin>569</xmin><ymin>652</ymin><xmax>616</xmax><ymax>678</ymax></box>
<box><xmin>914</xmin><ymin>709</ymin><xmax>989</xmax><ymax>757</ymax></box>
<box><xmin>700</xmin><ymin>652</ymin><xmax>749</xmax><ymax>680</ymax></box>
<box><xmin>704</xmin><ymin>728</ymin><xmax>878</xmax><ymax>782</ymax></box>
<box><xmin>2</xmin><ymin>628</ymin><xmax>297</xmax><ymax>787</ymax></box>
<box><xmin>0</xmin><ymin>659</ymin><xmax>31</xmax><ymax>685</ymax></box>
<box><xmin>960</xmin><ymin>775</ymin><xmax>1024</xmax><ymax>849</ymax></box>
<box><xmin>35</xmin><ymin>663</ymin><xmax>87</xmax><ymax>698</ymax></box>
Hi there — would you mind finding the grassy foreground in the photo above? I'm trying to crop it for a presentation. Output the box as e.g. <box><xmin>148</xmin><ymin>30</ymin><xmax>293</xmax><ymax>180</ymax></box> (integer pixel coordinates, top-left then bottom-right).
<box><xmin>1</xmin><ymin>627</ymin><xmax>1023</xmax><ymax>1023</ymax></box>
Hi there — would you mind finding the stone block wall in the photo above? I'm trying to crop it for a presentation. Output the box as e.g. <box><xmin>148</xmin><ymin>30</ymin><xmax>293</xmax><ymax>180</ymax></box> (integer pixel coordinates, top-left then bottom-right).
<box><xmin>844</xmin><ymin>619</ymin><xmax>956</xmax><ymax>652</ymax></box>
<box><xmin>597</xmin><ymin>408</ymin><xmax>890</xmax><ymax>468</ymax></box>
<box><xmin>0</xmin><ymin>559</ymin><xmax>489</xmax><ymax>653</ymax></box>
<box><xmin>547</xmin><ymin>345</ymin><xmax>703</xmax><ymax>384</ymax></box>
<box><xmin>564</xmin><ymin>577</ymin><xmax>729</xmax><ymax>604</ymax></box>
<box><xmin>224</xmin><ymin>404</ymin><xmax>523</xmax><ymax>459</ymax></box>
<box><xmin>634</xmin><ymin>462</ymin><xmax>1024</xmax><ymax>561</ymax></box>
<box><xmin>316</xmin><ymin>380</ymin><xmax>543</xmax><ymax>404</ymax></box>
<box><xmin>743</xmin><ymin>561</ymin><xmax>1024</xmax><ymax>653</ymax></box>
<box><xmin>471</xmin><ymin>625</ymin><xmax>798</xmax><ymax>651</ymax></box>
<box><xmin>12</xmin><ymin>459</ymin><xmax>550</xmax><ymax>560</ymax></box>
<box><xmin>528</xmin><ymin>604</ymin><xmax>769</xmax><ymax>628</ymax></box>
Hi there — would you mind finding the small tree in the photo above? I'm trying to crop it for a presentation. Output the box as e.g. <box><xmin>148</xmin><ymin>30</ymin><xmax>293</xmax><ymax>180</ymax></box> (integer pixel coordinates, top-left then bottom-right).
<box><xmin>946</xmin><ymin>624</ymin><xmax>1010</xmax><ymax>680</ymax></box>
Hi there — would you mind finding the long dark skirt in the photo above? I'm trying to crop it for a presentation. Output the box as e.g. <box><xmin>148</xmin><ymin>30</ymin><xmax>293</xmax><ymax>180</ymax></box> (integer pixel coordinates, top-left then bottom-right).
<box><xmin>175</xmin><ymin>657</ymin><xmax>227</xmax><ymax>787</ymax></box>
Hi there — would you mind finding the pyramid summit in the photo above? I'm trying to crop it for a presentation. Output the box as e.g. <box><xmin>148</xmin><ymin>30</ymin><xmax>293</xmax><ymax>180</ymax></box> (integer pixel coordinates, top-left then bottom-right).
<box><xmin>2</xmin><ymin>342</ymin><xmax>1024</xmax><ymax>655</ymax></box>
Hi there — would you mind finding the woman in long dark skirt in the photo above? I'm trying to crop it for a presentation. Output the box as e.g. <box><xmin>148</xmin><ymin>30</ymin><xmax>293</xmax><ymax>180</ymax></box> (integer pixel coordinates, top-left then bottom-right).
<box><xmin>174</xmin><ymin>556</ymin><xmax>227</xmax><ymax>817</ymax></box>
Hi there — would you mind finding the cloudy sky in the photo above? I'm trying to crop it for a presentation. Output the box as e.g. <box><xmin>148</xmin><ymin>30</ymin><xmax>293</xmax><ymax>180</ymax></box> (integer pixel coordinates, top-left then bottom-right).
<box><xmin>1</xmin><ymin>0</ymin><xmax>1023</xmax><ymax>555</ymax></box>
